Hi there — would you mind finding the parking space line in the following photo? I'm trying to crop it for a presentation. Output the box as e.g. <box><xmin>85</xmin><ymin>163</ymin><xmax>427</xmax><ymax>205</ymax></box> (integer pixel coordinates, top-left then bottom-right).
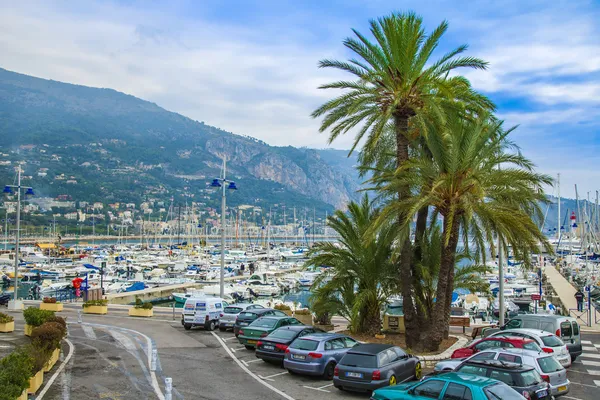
<box><xmin>234</xmin><ymin>346</ymin><xmax>247</xmax><ymax>350</ymax></box>
<box><xmin>222</xmin><ymin>337</ymin><xmax>237</xmax><ymax>341</ymax></box>
<box><xmin>245</xmin><ymin>359</ymin><xmax>262</xmax><ymax>364</ymax></box>
<box><xmin>318</xmin><ymin>383</ymin><xmax>333</xmax><ymax>389</ymax></box>
<box><xmin>568</xmin><ymin>369</ymin><xmax>600</xmax><ymax>376</ymax></box>
<box><xmin>570</xmin><ymin>381</ymin><xmax>599</xmax><ymax>388</ymax></box>
<box><xmin>302</xmin><ymin>385</ymin><xmax>330</xmax><ymax>393</ymax></box>
<box><xmin>210</xmin><ymin>332</ymin><xmax>296</xmax><ymax>400</ymax></box>
<box><xmin>230</xmin><ymin>347</ymin><xmax>237</xmax><ymax>353</ymax></box>
<box><xmin>563</xmin><ymin>396</ymin><xmax>583</xmax><ymax>400</ymax></box>
<box><xmin>259</xmin><ymin>371</ymin><xmax>289</xmax><ymax>381</ymax></box>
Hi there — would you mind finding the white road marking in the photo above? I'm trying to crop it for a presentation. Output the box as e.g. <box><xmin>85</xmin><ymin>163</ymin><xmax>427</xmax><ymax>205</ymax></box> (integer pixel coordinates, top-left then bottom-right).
<box><xmin>235</xmin><ymin>346</ymin><xmax>247</xmax><ymax>350</ymax></box>
<box><xmin>580</xmin><ymin>353</ymin><xmax>600</xmax><ymax>359</ymax></box>
<box><xmin>563</xmin><ymin>396</ymin><xmax>583</xmax><ymax>400</ymax></box>
<box><xmin>582</xmin><ymin>360</ymin><xmax>600</xmax><ymax>367</ymax></box>
<box><xmin>582</xmin><ymin>346</ymin><xmax>597</xmax><ymax>352</ymax></box>
<box><xmin>261</xmin><ymin>371</ymin><xmax>288</xmax><ymax>379</ymax></box>
<box><xmin>303</xmin><ymin>385</ymin><xmax>330</xmax><ymax>393</ymax></box>
<box><xmin>581</xmin><ymin>340</ymin><xmax>592</xmax><ymax>345</ymax></box>
<box><xmin>230</xmin><ymin>347</ymin><xmax>237</xmax><ymax>353</ymax></box>
<box><xmin>37</xmin><ymin>339</ymin><xmax>74</xmax><ymax>400</ymax></box>
<box><xmin>595</xmin><ymin>380</ymin><xmax>600</xmax><ymax>387</ymax></box>
<box><xmin>570</xmin><ymin>381</ymin><xmax>600</xmax><ymax>388</ymax></box>
<box><xmin>222</xmin><ymin>336</ymin><xmax>237</xmax><ymax>341</ymax></box>
<box><xmin>569</xmin><ymin>369</ymin><xmax>600</xmax><ymax>376</ymax></box>
<box><xmin>82</xmin><ymin>325</ymin><xmax>97</xmax><ymax>340</ymax></box>
<box><xmin>245</xmin><ymin>359</ymin><xmax>262</xmax><ymax>364</ymax></box>
<box><xmin>210</xmin><ymin>332</ymin><xmax>296</xmax><ymax>400</ymax></box>
<box><xmin>319</xmin><ymin>383</ymin><xmax>334</xmax><ymax>389</ymax></box>
<box><xmin>110</xmin><ymin>330</ymin><xmax>137</xmax><ymax>351</ymax></box>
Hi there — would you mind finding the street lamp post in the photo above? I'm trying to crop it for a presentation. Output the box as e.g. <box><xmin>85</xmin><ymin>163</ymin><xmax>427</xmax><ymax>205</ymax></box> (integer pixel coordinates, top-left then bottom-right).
<box><xmin>3</xmin><ymin>166</ymin><xmax>34</xmax><ymax>310</ymax></box>
<box><xmin>209</xmin><ymin>157</ymin><xmax>237</xmax><ymax>298</ymax></box>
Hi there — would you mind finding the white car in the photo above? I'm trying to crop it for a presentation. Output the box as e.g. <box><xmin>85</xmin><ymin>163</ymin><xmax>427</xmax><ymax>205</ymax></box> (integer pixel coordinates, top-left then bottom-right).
<box><xmin>488</xmin><ymin>328</ymin><xmax>571</xmax><ymax>368</ymax></box>
<box><xmin>219</xmin><ymin>303</ymin><xmax>264</xmax><ymax>331</ymax></box>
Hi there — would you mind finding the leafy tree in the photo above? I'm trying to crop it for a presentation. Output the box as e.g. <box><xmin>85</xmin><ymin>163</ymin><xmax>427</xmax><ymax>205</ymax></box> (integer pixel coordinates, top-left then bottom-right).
<box><xmin>307</xmin><ymin>195</ymin><xmax>396</xmax><ymax>335</ymax></box>
<box><xmin>312</xmin><ymin>11</ymin><xmax>493</xmax><ymax>347</ymax></box>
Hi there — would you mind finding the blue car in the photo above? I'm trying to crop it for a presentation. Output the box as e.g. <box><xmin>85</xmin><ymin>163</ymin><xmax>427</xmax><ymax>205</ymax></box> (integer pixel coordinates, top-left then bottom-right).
<box><xmin>284</xmin><ymin>332</ymin><xmax>360</xmax><ymax>379</ymax></box>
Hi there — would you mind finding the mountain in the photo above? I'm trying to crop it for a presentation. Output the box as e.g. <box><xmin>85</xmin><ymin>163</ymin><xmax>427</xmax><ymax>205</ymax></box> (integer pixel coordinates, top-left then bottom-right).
<box><xmin>0</xmin><ymin>68</ymin><xmax>362</xmax><ymax>214</ymax></box>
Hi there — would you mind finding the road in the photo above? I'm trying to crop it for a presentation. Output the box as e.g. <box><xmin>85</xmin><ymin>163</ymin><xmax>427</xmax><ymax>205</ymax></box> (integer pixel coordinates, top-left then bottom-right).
<box><xmin>5</xmin><ymin>307</ymin><xmax>598</xmax><ymax>400</ymax></box>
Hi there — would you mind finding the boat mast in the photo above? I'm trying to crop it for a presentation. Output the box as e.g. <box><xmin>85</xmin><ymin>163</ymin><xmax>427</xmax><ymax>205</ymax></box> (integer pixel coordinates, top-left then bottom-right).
<box><xmin>557</xmin><ymin>173</ymin><xmax>560</xmax><ymax>240</ymax></box>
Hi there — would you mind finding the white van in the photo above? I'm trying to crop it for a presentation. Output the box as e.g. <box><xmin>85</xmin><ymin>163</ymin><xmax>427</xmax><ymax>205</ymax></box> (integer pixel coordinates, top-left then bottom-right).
<box><xmin>181</xmin><ymin>297</ymin><xmax>225</xmax><ymax>331</ymax></box>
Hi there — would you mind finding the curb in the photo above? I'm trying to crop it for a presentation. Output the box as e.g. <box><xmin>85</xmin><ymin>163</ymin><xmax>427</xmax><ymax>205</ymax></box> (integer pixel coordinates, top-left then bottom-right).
<box><xmin>417</xmin><ymin>335</ymin><xmax>469</xmax><ymax>362</ymax></box>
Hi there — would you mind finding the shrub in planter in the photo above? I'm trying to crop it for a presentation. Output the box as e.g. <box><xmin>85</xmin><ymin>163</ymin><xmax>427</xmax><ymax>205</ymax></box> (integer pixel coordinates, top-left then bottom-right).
<box><xmin>274</xmin><ymin>303</ymin><xmax>293</xmax><ymax>316</ymax></box>
<box><xmin>43</xmin><ymin>297</ymin><xmax>57</xmax><ymax>304</ymax></box>
<box><xmin>0</xmin><ymin>312</ymin><xmax>15</xmax><ymax>324</ymax></box>
<box><xmin>23</xmin><ymin>308</ymin><xmax>55</xmax><ymax>327</ymax></box>
<box><xmin>294</xmin><ymin>308</ymin><xmax>311</xmax><ymax>315</ymax></box>
<box><xmin>46</xmin><ymin>315</ymin><xmax>67</xmax><ymax>330</ymax></box>
<box><xmin>0</xmin><ymin>347</ymin><xmax>34</xmax><ymax>400</ymax></box>
<box><xmin>82</xmin><ymin>299</ymin><xmax>108</xmax><ymax>308</ymax></box>
<box><xmin>134</xmin><ymin>298</ymin><xmax>153</xmax><ymax>310</ymax></box>
<box><xmin>41</xmin><ymin>297</ymin><xmax>63</xmax><ymax>311</ymax></box>
<box><xmin>31</xmin><ymin>323</ymin><xmax>64</xmax><ymax>353</ymax></box>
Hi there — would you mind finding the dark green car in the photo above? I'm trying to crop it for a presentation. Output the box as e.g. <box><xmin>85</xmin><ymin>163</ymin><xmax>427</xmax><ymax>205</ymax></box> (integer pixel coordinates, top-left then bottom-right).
<box><xmin>237</xmin><ymin>316</ymin><xmax>304</xmax><ymax>349</ymax></box>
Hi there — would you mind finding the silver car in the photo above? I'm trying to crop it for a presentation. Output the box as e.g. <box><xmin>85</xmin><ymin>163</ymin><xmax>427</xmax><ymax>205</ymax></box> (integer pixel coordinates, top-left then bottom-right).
<box><xmin>434</xmin><ymin>348</ymin><xmax>570</xmax><ymax>397</ymax></box>
<box><xmin>219</xmin><ymin>303</ymin><xmax>264</xmax><ymax>331</ymax></box>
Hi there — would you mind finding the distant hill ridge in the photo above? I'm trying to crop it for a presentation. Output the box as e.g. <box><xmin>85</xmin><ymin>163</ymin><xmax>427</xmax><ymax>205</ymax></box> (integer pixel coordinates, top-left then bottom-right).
<box><xmin>0</xmin><ymin>68</ymin><xmax>361</xmax><ymax>211</ymax></box>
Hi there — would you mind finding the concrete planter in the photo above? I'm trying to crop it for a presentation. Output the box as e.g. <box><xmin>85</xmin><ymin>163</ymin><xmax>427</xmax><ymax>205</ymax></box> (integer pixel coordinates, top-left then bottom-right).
<box><xmin>129</xmin><ymin>308</ymin><xmax>153</xmax><ymax>317</ymax></box>
<box><xmin>83</xmin><ymin>305</ymin><xmax>108</xmax><ymax>315</ymax></box>
<box><xmin>17</xmin><ymin>389</ymin><xmax>27</xmax><ymax>400</ymax></box>
<box><xmin>293</xmin><ymin>313</ymin><xmax>313</xmax><ymax>326</ymax></box>
<box><xmin>375</xmin><ymin>334</ymin><xmax>386</xmax><ymax>339</ymax></box>
<box><xmin>40</xmin><ymin>302</ymin><xmax>63</xmax><ymax>312</ymax></box>
<box><xmin>314</xmin><ymin>323</ymin><xmax>334</xmax><ymax>332</ymax></box>
<box><xmin>24</xmin><ymin>324</ymin><xmax>34</xmax><ymax>336</ymax></box>
<box><xmin>44</xmin><ymin>348</ymin><xmax>60</xmax><ymax>372</ymax></box>
<box><xmin>0</xmin><ymin>321</ymin><xmax>15</xmax><ymax>333</ymax></box>
<box><xmin>28</xmin><ymin>370</ymin><xmax>44</xmax><ymax>394</ymax></box>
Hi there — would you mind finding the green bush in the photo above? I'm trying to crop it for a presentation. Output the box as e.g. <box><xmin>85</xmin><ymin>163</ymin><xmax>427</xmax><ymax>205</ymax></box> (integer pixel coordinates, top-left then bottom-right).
<box><xmin>24</xmin><ymin>344</ymin><xmax>50</xmax><ymax>374</ymax></box>
<box><xmin>0</xmin><ymin>347</ymin><xmax>34</xmax><ymax>400</ymax></box>
<box><xmin>133</xmin><ymin>298</ymin><xmax>153</xmax><ymax>310</ymax></box>
<box><xmin>0</xmin><ymin>312</ymin><xmax>14</xmax><ymax>323</ymax></box>
<box><xmin>23</xmin><ymin>307</ymin><xmax>56</xmax><ymax>327</ymax></box>
<box><xmin>82</xmin><ymin>299</ymin><xmax>108</xmax><ymax>308</ymax></box>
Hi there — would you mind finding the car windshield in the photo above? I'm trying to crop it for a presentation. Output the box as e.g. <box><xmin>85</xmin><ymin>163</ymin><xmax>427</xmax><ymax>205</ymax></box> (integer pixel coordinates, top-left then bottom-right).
<box><xmin>269</xmin><ymin>329</ymin><xmax>298</xmax><ymax>340</ymax></box>
<box><xmin>484</xmin><ymin>383</ymin><xmax>524</xmax><ymax>399</ymax></box>
<box><xmin>290</xmin><ymin>339</ymin><xmax>319</xmax><ymax>351</ymax></box>
<box><xmin>250</xmin><ymin>318</ymin><xmax>278</xmax><ymax>328</ymax></box>
<box><xmin>537</xmin><ymin>356</ymin><xmax>563</xmax><ymax>373</ymax></box>
<box><xmin>340</xmin><ymin>353</ymin><xmax>377</xmax><ymax>368</ymax></box>
<box><xmin>224</xmin><ymin>307</ymin><xmax>242</xmax><ymax>314</ymax></box>
<box><xmin>238</xmin><ymin>312</ymin><xmax>258</xmax><ymax>319</ymax></box>
<box><xmin>519</xmin><ymin>369</ymin><xmax>542</xmax><ymax>386</ymax></box>
<box><xmin>522</xmin><ymin>342</ymin><xmax>542</xmax><ymax>352</ymax></box>
<box><xmin>541</xmin><ymin>335</ymin><xmax>563</xmax><ymax>347</ymax></box>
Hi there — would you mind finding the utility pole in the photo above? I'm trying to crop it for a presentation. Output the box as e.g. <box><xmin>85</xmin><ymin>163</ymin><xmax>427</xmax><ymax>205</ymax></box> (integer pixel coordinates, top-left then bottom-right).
<box><xmin>557</xmin><ymin>173</ymin><xmax>560</xmax><ymax>240</ymax></box>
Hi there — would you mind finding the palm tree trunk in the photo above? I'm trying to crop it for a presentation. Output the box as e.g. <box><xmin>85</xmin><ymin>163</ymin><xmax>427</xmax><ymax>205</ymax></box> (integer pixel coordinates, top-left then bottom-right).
<box><xmin>425</xmin><ymin>216</ymin><xmax>460</xmax><ymax>351</ymax></box>
<box><xmin>413</xmin><ymin>206</ymin><xmax>429</xmax><ymax>327</ymax></box>
<box><xmin>443</xmin><ymin>261</ymin><xmax>456</xmax><ymax>339</ymax></box>
<box><xmin>393</xmin><ymin>113</ymin><xmax>420</xmax><ymax>349</ymax></box>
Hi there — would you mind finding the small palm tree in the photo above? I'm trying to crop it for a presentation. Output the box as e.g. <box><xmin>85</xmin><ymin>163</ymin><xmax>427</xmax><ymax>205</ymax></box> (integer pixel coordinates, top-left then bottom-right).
<box><xmin>307</xmin><ymin>195</ymin><xmax>396</xmax><ymax>335</ymax></box>
<box><xmin>375</xmin><ymin>114</ymin><xmax>552</xmax><ymax>350</ymax></box>
<box><xmin>312</xmin><ymin>12</ymin><xmax>493</xmax><ymax>347</ymax></box>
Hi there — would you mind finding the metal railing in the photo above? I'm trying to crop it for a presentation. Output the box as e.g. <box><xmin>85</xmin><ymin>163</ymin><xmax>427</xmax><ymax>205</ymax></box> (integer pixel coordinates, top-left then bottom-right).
<box><xmin>569</xmin><ymin>308</ymin><xmax>591</xmax><ymax>327</ymax></box>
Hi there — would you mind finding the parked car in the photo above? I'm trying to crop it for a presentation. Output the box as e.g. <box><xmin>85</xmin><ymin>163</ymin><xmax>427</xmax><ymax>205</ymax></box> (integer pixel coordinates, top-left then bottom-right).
<box><xmin>370</xmin><ymin>372</ymin><xmax>526</xmax><ymax>400</ymax></box>
<box><xmin>219</xmin><ymin>303</ymin><xmax>264</xmax><ymax>331</ymax></box>
<box><xmin>333</xmin><ymin>344</ymin><xmax>421</xmax><ymax>392</ymax></box>
<box><xmin>435</xmin><ymin>348</ymin><xmax>570</xmax><ymax>397</ymax></box>
<box><xmin>238</xmin><ymin>316</ymin><xmax>303</xmax><ymax>349</ymax></box>
<box><xmin>487</xmin><ymin>329</ymin><xmax>571</xmax><ymax>367</ymax></box>
<box><xmin>499</xmin><ymin>315</ymin><xmax>582</xmax><ymax>362</ymax></box>
<box><xmin>451</xmin><ymin>336</ymin><xmax>542</xmax><ymax>359</ymax></box>
<box><xmin>255</xmin><ymin>325</ymin><xmax>324</xmax><ymax>363</ymax></box>
<box><xmin>284</xmin><ymin>332</ymin><xmax>360</xmax><ymax>379</ymax></box>
<box><xmin>233</xmin><ymin>308</ymin><xmax>288</xmax><ymax>336</ymax></box>
<box><xmin>452</xmin><ymin>359</ymin><xmax>551</xmax><ymax>399</ymax></box>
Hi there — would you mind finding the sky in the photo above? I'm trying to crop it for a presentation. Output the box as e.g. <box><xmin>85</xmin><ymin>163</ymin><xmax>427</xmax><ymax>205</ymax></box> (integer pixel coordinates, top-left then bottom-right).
<box><xmin>1</xmin><ymin>0</ymin><xmax>599</xmax><ymax>198</ymax></box>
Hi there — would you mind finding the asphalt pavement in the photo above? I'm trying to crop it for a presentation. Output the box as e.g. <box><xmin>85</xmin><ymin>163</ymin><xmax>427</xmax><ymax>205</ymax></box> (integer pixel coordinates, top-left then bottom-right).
<box><xmin>565</xmin><ymin>331</ymin><xmax>600</xmax><ymax>400</ymax></box>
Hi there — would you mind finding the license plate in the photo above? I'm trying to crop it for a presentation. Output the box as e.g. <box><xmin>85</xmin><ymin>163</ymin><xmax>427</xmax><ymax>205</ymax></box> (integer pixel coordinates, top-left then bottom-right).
<box><xmin>247</xmin><ymin>340</ymin><xmax>257</xmax><ymax>344</ymax></box>
<box><xmin>536</xmin><ymin>389</ymin><xmax>548</xmax><ymax>398</ymax></box>
<box><xmin>346</xmin><ymin>372</ymin><xmax>363</xmax><ymax>378</ymax></box>
<box><xmin>263</xmin><ymin>345</ymin><xmax>275</xmax><ymax>351</ymax></box>
<box><xmin>240</xmin><ymin>322</ymin><xmax>249</xmax><ymax>326</ymax></box>
<box><xmin>558</xmin><ymin>386</ymin><xmax>567</xmax><ymax>392</ymax></box>
<box><xmin>292</xmin><ymin>354</ymin><xmax>306</xmax><ymax>360</ymax></box>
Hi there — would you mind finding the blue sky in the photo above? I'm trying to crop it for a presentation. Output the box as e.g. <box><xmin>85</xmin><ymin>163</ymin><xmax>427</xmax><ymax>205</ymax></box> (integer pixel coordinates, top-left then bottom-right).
<box><xmin>1</xmin><ymin>0</ymin><xmax>599</xmax><ymax>198</ymax></box>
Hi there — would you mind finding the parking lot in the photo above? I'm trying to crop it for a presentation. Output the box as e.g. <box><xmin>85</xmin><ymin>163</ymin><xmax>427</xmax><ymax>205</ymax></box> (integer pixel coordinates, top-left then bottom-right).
<box><xmin>201</xmin><ymin>327</ymin><xmax>405</xmax><ymax>400</ymax></box>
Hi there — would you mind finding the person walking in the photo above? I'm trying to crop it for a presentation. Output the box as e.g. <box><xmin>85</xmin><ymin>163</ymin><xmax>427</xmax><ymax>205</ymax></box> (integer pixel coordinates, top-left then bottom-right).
<box><xmin>575</xmin><ymin>289</ymin><xmax>585</xmax><ymax>312</ymax></box>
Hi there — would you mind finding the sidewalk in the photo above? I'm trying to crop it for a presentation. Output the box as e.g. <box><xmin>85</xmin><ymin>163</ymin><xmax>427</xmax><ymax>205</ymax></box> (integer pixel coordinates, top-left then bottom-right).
<box><xmin>545</xmin><ymin>264</ymin><xmax>578</xmax><ymax>311</ymax></box>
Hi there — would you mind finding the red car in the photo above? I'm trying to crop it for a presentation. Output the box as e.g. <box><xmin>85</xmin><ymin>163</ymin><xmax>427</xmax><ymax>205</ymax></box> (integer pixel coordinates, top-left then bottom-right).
<box><xmin>451</xmin><ymin>336</ymin><xmax>542</xmax><ymax>359</ymax></box>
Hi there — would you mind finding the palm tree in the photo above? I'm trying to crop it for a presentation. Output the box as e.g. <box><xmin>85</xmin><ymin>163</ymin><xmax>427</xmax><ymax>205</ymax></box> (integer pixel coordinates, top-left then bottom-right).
<box><xmin>312</xmin><ymin>12</ymin><xmax>493</xmax><ymax>346</ymax></box>
<box><xmin>307</xmin><ymin>195</ymin><xmax>396</xmax><ymax>335</ymax></box>
<box><xmin>375</xmin><ymin>114</ymin><xmax>552</xmax><ymax>350</ymax></box>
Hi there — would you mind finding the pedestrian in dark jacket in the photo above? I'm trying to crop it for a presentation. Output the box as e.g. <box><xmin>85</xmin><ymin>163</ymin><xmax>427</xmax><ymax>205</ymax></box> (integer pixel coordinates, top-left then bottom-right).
<box><xmin>575</xmin><ymin>289</ymin><xmax>585</xmax><ymax>312</ymax></box>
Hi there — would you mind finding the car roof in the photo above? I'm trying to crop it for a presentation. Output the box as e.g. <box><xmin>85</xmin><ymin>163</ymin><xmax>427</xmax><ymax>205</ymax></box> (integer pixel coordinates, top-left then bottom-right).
<box><xmin>482</xmin><ymin>336</ymin><xmax>535</xmax><ymax>344</ymax></box>
<box><xmin>274</xmin><ymin>325</ymin><xmax>310</xmax><ymax>332</ymax></box>
<box><xmin>497</xmin><ymin>328</ymin><xmax>554</xmax><ymax>337</ymax></box>
<box><xmin>429</xmin><ymin>372</ymin><xmax>501</xmax><ymax>387</ymax></box>
<box><xmin>478</xmin><ymin>348</ymin><xmax>543</xmax><ymax>357</ymax></box>
<box><xmin>255</xmin><ymin>315</ymin><xmax>290</xmax><ymax>321</ymax></box>
<box><xmin>348</xmin><ymin>343</ymin><xmax>394</xmax><ymax>355</ymax></box>
<box><xmin>463</xmin><ymin>359</ymin><xmax>535</xmax><ymax>371</ymax></box>
<box><xmin>242</xmin><ymin>308</ymin><xmax>274</xmax><ymax>315</ymax></box>
<box><xmin>300</xmin><ymin>332</ymin><xmax>345</xmax><ymax>341</ymax></box>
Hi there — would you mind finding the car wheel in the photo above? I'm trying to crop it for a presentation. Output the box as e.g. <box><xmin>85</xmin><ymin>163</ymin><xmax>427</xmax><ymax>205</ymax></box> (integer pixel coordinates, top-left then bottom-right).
<box><xmin>184</xmin><ymin>324</ymin><xmax>192</xmax><ymax>330</ymax></box>
<box><xmin>245</xmin><ymin>345</ymin><xmax>254</xmax><ymax>350</ymax></box>
<box><xmin>389</xmin><ymin>374</ymin><xmax>397</xmax><ymax>386</ymax></box>
<box><xmin>205</xmin><ymin>321</ymin><xmax>215</xmax><ymax>331</ymax></box>
<box><xmin>323</xmin><ymin>362</ymin><xmax>336</xmax><ymax>380</ymax></box>
<box><xmin>414</xmin><ymin>362</ymin><xmax>422</xmax><ymax>380</ymax></box>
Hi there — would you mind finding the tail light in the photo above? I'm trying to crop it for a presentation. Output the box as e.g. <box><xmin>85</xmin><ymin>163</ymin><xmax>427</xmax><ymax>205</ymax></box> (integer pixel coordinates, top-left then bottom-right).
<box><xmin>541</xmin><ymin>374</ymin><xmax>550</xmax><ymax>383</ymax></box>
<box><xmin>556</xmin><ymin>329</ymin><xmax>561</xmax><ymax>337</ymax></box>
<box><xmin>220</xmin><ymin>313</ymin><xmax>224</xmax><ymax>317</ymax></box>
<box><xmin>308</xmin><ymin>352</ymin><xmax>323</xmax><ymax>359</ymax></box>
<box><xmin>522</xmin><ymin>391</ymin><xmax>531</xmax><ymax>399</ymax></box>
<box><xmin>285</xmin><ymin>348</ymin><xmax>290</xmax><ymax>354</ymax></box>
<box><xmin>260</xmin><ymin>332</ymin><xmax>268</xmax><ymax>338</ymax></box>
<box><xmin>239</xmin><ymin>329</ymin><xmax>244</xmax><ymax>336</ymax></box>
<box><xmin>275</xmin><ymin>344</ymin><xmax>288</xmax><ymax>352</ymax></box>
<box><xmin>257</xmin><ymin>341</ymin><xmax>263</xmax><ymax>347</ymax></box>
<box><xmin>334</xmin><ymin>366</ymin><xmax>339</xmax><ymax>377</ymax></box>
<box><xmin>542</xmin><ymin>347</ymin><xmax>554</xmax><ymax>353</ymax></box>
<box><xmin>372</xmin><ymin>370</ymin><xmax>381</xmax><ymax>380</ymax></box>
